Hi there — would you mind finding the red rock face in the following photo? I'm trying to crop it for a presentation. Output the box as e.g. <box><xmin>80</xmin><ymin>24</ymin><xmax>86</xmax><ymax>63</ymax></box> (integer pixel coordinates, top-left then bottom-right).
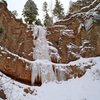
<box><xmin>0</xmin><ymin>2</ymin><xmax>33</xmax><ymax>84</ymax></box>
<box><xmin>47</xmin><ymin>0</ymin><xmax>100</xmax><ymax>63</ymax></box>
<box><xmin>47</xmin><ymin>26</ymin><xmax>75</xmax><ymax>63</ymax></box>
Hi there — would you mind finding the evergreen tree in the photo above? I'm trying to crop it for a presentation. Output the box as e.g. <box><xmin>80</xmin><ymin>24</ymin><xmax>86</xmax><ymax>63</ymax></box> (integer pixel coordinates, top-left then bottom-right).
<box><xmin>43</xmin><ymin>1</ymin><xmax>48</xmax><ymax>14</ymax></box>
<box><xmin>53</xmin><ymin>0</ymin><xmax>65</xmax><ymax>20</ymax></box>
<box><xmin>35</xmin><ymin>18</ymin><xmax>42</xmax><ymax>26</ymax></box>
<box><xmin>42</xmin><ymin>1</ymin><xmax>53</xmax><ymax>27</ymax></box>
<box><xmin>44</xmin><ymin>13</ymin><xmax>53</xmax><ymax>27</ymax></box>
<box><xmin>22</xmin><ymin>0</ymin><xmax>38</xmax><ymax>24</ymax></box>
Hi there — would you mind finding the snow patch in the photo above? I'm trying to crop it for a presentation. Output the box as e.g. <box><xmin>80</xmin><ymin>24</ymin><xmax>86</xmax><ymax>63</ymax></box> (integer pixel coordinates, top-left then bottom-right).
<box><xmin>78</xmin><ymin>23</ymin><xmax>85</xmax><ymax>33</ymax></box>
<box><xmin>61</xmin><ymin>29</ymin><xmax>74</xmax><ymax>37</ymax></box>
<box><xmin>85</xmin><ymin>17</ymin><xmax>93</xmax><ymax>31</ymax></box>
<box><xmin>48</xmin><ymin>45</ymin><xmax>61</xmax><ymax>62</ymax></box>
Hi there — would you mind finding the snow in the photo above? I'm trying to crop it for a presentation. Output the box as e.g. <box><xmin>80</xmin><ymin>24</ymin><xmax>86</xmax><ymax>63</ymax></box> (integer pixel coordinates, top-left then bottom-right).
<box><xmin>93</xmin><ymin>12</ymin><xmax>100</xmax><ymax>20</ymax></box>
<box><xmin>86</xmin><ymin>3</ymin><xmax>100</xmax><ymax>17</ymax></box>
<box><xmin>67</xmin><ymin>42</ymin><xmax>78</xmax><ymax>49</ymax></box>
<box><xmin>61</xmin><ymin>29</ymin><xmax>74</xmax><ymax>37</ymax></box>
<box><xmin>85</xmin><ymin>17</ymin><xmax>93</xmax><ymax>31</ymax></box>
<box><xmin>67</xmin><ymin>43</ymin><xmax>81</xmax><ymax>58</ymax></box>
<box><xmin>94</xmin><ymin>3</ymin><xmax>100</xmax><ymax>11</ymax></box>
<box><xmin>52</xmin><ymin>25</ymin><xmax>66</xmax><ymax>28</ymax></box>
<box><xmin>82</xmin><ymin>40</ymin><xmax>90</xmax><ymax>46</ymax></box>
<box><xmin>68</xmin><ymin>51</ymin><xmax>81</xmax><ymax>58</ymax></box>
<box><xmin>47</xmin><ymin>41</ymin><xmax>53</xmax><ymax>46</ymax></box>
<box><xmin>84</xmin><ymin>2</ymin><xmax>100</xmax><ymax>31</ymax></box>
<box><xmin>66</xmin><ymin>57</ymin><xmax>96</xmax><ymax>68</ymax></box>
<box><xmin>48</xmin><ymin>45</ymin><xmax>61</xmax><ymax>62</ymax></box>
<box><xmin>0</xmin><ymin>57</ymin><xmax>100</xmax><ymax>100</ymax></box>
<box><xmin>78</xmin><ymin>23</ymin><xmax>85</xmax><ymax>33</ymax></box>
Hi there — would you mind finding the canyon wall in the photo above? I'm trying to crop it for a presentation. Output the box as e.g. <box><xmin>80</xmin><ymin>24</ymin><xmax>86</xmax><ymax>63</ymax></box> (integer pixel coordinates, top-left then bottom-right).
<box><xmin>0</xmin><ymin>2</ymin><xmax>33</xmax><ymax>84</ymax></box>
<box><xmin>47</xmin><ymin>0</ymin><xmax>100</xmax><ymax>63</ymax></box>
<box><xmin>0</xmin><ymin>0</ymin><xmax>100</xmax><ymax>85</ymax></box>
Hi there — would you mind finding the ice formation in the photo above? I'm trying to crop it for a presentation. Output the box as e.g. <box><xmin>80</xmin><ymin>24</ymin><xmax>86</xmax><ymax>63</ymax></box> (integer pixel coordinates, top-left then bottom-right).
<box><xmin>33</xmin><ymin>26</ymin><xmax>50</xmax><ymax>60</ymax></box>
<box><xmin>31</xmin><ymin>26</ymin><xmax>56</xmax><ymax>85</ymax></box>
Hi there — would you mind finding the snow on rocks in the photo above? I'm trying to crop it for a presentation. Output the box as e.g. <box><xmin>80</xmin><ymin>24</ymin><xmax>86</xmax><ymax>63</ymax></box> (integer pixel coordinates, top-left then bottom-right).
<box><xmin>78</xmin><ymin>23</ymin><xmax>85</xmax><ymax>33</ymax></box>
<box><xmin>0</xmin><ymin>46</ymin><xmax>31</xmax><ymax>63</ymax></box>
<box><xmin>0</xmin><ymin>57</ymin><xmax>100</xmax><ymax>100</ymax></box>
<box><xmin>48</xmin><ymin>45</ymin><xmax>61</xmax><ymax>62</ymax></box>
<box><xmin>61</xmin><ymin>29</ymin><xmax>74</xmax><ymax>37</ymax></box>
<box><xmin>85</xmin><ymin>17</ymin><xmax>94</xmax><ymax>31</ymax></box>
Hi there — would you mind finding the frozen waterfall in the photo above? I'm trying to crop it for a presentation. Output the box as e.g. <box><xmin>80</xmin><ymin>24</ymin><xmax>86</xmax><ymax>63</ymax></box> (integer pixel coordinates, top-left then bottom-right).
<box><xmin>33</xmin><ymin>26</ymin><xmax>50</xmax><ymax>60</ymax></box>
<box><xmin>31</xmin><ymin>26</ymin><xmax>56</xmax><ymax>85</ymax></box>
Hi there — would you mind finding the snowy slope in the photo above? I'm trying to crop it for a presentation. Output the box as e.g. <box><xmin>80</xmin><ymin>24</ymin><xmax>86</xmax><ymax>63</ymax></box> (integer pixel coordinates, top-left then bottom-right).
<box><xmin>0</xmin><ymin>57</ymin><xmax>100</xmax><ymax>100</ymax></box>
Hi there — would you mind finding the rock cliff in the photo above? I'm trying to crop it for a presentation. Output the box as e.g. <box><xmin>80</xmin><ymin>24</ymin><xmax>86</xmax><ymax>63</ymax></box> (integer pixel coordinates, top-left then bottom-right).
<box><xmin>0</xmin><ymin>0</ymin><xmax>100</xmax><ymax>85</ymax></box>
<box><xmin>47</xmin><ymin>0</ymin><xmax>100</xmax><ymax>63</ymax></box>
<box><xmin>0</xmin><ymin>1</ymin><xmax>33</xmax><ymax>84</ymax></box>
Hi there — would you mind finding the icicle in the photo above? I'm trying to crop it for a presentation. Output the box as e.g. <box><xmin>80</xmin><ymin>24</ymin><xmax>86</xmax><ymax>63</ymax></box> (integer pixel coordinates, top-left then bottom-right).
<box><xmin>31</xmin><ymin>60</ymin><xmax>56</xmax><ymax>85</ymax></box>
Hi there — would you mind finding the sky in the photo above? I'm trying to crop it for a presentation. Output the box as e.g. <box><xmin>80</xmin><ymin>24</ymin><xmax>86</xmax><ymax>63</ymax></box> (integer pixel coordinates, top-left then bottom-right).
<box><xmin>6</xmin><ymin>0</ymin><xmax>77</xmax><ymax>21</ymax></box>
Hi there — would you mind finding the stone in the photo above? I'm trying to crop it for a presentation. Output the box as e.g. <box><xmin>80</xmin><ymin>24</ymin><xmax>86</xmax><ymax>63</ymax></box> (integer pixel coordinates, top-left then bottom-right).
<box><xmin>0</xmin><ymin>2</ymin><xmax>33</xmax><ymax>84</ymax></box>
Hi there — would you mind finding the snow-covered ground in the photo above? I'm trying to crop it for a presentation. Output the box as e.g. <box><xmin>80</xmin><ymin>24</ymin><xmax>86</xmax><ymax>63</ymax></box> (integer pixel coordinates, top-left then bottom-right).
<box><xmin>0</xmin><ymin>57</ymin><xmax>100</xmax><ymax>100</ymax></box>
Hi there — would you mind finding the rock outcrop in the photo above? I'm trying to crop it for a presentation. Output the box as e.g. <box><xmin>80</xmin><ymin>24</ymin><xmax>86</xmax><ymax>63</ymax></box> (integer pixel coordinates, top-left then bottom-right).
<box><xmin>0</xmin><ymin>1</ymin><xmax>33</xmax><ymax>84</ymax></box>
<box><xmin>47</xmin><ymin>0</ymin><xmax>100</xmax><ymax>63</ymax></box>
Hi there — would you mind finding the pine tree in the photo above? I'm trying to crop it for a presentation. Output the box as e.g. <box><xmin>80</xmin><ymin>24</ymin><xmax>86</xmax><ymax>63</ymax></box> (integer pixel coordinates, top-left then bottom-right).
<box><xmin>43</xmin><ymin>1</ymin><xmax>48</xmax><ymax>14</ymax></box>
<box><xmin>35</xmin><ymin>19</ymin><xmax>42</xmax><ymax>26</ymax></box>
<box><xmin>22</xmin><ymin>0</ymin><xmax>38</xmax><ymax>24</ymax></box>
<box><xmin>44</xmin><ymin>13</ymin><xmax>53</xmax><ymax>27</ymax></box>
<box><xmin>53</xmin><ymin>0</ymin><xmax>65</xmax><ymax>20</ymax></box>
<box><xmin>42</xmin><ymin>1</ymin><xmax>53</xmax><ymax>27</ymax></box>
